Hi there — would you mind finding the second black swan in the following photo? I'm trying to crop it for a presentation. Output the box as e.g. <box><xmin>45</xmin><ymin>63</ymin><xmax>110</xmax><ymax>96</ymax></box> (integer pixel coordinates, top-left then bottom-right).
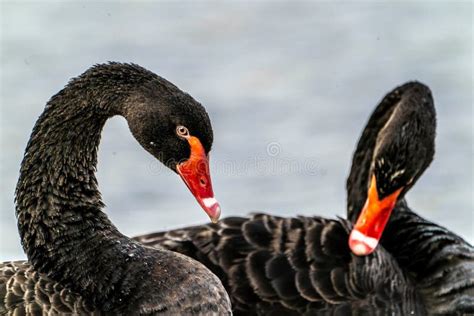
<box><xmin>135</xmin><ymin>82</ymin><xmax>474</xmax><ymax>315</ymax></box>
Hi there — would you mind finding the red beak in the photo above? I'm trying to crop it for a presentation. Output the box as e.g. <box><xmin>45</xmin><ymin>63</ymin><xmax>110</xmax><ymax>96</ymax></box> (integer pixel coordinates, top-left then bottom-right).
<box><xmin>348</xmin><ymin>175</ymin><xmax>401</xmax><ymax>256</ymax></box>
<box><xmin>176</xmin><ymin>136</ymin><xmax>221</xmax><ymax>223</ymax></box>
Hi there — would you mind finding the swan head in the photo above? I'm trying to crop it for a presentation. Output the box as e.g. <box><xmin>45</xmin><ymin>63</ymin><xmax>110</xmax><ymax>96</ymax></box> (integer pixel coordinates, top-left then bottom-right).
<box><xmin>124</xmin><ymin>77</ymin><xmax>220</xmax><ymax>223</ymax></box>
<box><xmin>349</xmin><ymin>82</ymin><xmax>436</xmax><ymax>256</ymax></box>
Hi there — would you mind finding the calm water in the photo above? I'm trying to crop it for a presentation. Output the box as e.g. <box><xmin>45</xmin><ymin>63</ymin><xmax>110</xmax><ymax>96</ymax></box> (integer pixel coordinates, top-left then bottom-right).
<box><xmin>1</xmin><ymin>2</ymin><xmax>472</xmax><ymax>261</ymax></box>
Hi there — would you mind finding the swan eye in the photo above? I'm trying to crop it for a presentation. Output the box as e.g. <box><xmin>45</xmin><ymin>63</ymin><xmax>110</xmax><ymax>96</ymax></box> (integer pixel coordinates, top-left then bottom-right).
<box><xmin>176</xmin><ymin>125</ymin><xmax>190</xmax><ymax>138</ymax></box>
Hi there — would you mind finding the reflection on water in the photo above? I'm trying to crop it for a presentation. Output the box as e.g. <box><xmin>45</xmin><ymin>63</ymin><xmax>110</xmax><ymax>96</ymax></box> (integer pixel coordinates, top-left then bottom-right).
<box><xmin>0</xmin><ymin>2</ymin><xmax>472</xmax><ymax>260</ymax></box>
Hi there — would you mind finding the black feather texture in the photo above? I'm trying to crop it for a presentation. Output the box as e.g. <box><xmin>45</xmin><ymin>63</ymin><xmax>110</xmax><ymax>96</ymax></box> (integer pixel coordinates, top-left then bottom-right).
<box><xmin>135</xmin><ymin>214</ymin><xmax>423</xmax><ymax>315</ymax></box>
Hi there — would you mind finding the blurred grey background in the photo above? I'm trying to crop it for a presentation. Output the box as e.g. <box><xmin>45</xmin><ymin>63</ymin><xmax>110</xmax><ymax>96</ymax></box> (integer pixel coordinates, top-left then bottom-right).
<box><xmin>1</xmin><ymin>1</ymin><xmax>472</xmax><ymax>260</ymax></box>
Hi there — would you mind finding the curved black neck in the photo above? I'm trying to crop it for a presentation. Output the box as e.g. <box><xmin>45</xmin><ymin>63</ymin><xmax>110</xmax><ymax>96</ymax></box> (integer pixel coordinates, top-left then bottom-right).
<box><xmin>14</xmin><ymin>63</ymin><xmax>158</xmax><ymax>309</ymax></box>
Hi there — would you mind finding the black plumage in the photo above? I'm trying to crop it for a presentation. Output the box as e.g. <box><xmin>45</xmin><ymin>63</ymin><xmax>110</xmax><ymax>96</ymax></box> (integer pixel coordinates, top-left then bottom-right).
<box><xmin>0</xmin><ymin>63</ymin><xmax>231</xmax><ymax>315</ymax></box>
<box><xmin>134</xmin><ymin>82</ymin><xmax>474</xmax><ymax>315</ymax></box>
<box><xmin>136</xmin><ymin>215</ymin><xmax>423</xmax><ymax>315</ymax></box>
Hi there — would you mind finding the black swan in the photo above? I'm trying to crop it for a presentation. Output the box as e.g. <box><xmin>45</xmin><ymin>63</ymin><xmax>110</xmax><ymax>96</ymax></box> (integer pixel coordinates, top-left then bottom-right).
<box><xmin>134</xmin><ymin>82</ymin><xmax>474</xmax><ymax>315</ymax></box>
<box><xmin>0</xmin><ymin>63</ymin><xmax>231</xmax><ymax>315</ymax></box>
